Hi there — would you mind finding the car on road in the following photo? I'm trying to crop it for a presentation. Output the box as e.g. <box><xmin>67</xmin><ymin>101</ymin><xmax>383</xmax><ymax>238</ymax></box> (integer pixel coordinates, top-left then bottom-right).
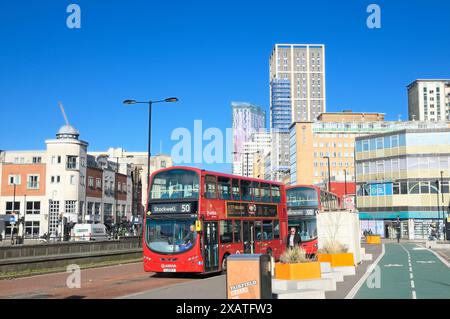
<box><xmin>72</xmin><ymin>223</ymin><xmax>109</xmax><ymax>241</ymax></box>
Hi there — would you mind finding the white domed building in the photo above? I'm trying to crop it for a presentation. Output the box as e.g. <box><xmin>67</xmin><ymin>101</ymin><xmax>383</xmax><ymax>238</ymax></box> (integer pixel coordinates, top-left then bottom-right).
<box><xmin>44</xmin><ymin>124</ymin><xmax>89</xmax><ymax>235</ymax></box>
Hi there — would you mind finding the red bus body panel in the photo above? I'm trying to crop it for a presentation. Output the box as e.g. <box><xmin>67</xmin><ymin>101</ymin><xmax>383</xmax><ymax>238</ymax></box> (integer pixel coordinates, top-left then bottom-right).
<box><xmin>143</xmin><ymin>166</ymin><xmax>288</xmax><ymax>274</ymax></box>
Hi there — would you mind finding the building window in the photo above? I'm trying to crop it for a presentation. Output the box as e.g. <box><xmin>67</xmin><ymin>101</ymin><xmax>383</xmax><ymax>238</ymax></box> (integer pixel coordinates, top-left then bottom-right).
<box><xmin>362</xmin><ymin>140</ymin><xmax>369</xmax><ymax>151</ymax></box>
<box><xmin>27</xmin><ymin>175</ymin><xmax>39</xmax><ymax>189</ymax></box>
<box><xmin>8</xmin><ymin>175</ymin><xmax>21</xmax><ymax>185</ymax></box>
<box><xmin>65</xmin><ymin>200</ymin><xmax>77</xmax><ymax>214</ymax></box>
<box><xmin>26</xmin><ymin>201</ymin><xmax>41</xmax><ymax>215</ymax></box>
<box><xmin>376</xmin><ymin>138</ymin><xmax>383</xmax><ymax>149</ymax></box>
<box><xmin>67</xmin><ymin>156</ymin><xmax>78</xmax><ymax>170</ymax></box>
<box><xmin>51</xmin><ymin>156</ymin><xmax>62</xmax><ymax>164</ymax></box>
<box><xmin>391</xmin><ymin>135</ymin><xmax>399</xmax><ymax>148</ymax></box>
<box><xmin>51</xmin><ymin>176</ymin><xmax>61</xmax><ymax>184</ymax></box>
<box><xmin>25</xmin><ymin>221</ymin><xmax>40</xmax><ymax>237</ymax></box>
<box><xmin>49</xmin><ymin>200</ymin><xmax>60</xmax><ymax>235</ymax></box>
<box><xmin>70</xmin><ymin>175</ymin><xmax>76</xmax><ymax>185</ymax></box>
<box><xmin>96</xmin><ymin>178</ymin><xmax>102</xmax><ymax>189</ymax></box>
<box><xmin>161</xmin><ymin>160</ymin><xmax>167</xmax><ymax>168</ymax></box>
<box><xmin>88</xmin><ymin>176</ymin><xmax>94</xmax><ymax>188</ymax></box>
<box><xmin>32</xmin><ymin>157</ymin><xmax>42</xmax><ymax>164</ymax></box>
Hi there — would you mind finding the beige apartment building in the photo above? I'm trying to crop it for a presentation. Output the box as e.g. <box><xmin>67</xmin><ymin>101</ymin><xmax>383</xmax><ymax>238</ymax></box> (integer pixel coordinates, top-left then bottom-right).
<box><xmin>288</xmin><ymin>111</ymin><xmax>449</xmax><ymax>186</ymax></box>
<box><xmin>269</xmin><ymin>44</ymin><xmax>326</xmax><ymax>124</ymax></box>
<box><xmin>408</xmin><ymin>79</ymin><xmax>450</xmax><ymax>122</ymax></box>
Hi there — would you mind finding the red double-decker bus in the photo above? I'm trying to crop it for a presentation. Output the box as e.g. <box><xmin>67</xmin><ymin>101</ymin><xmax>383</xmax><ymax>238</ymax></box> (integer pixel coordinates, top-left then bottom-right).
<box><xmin>143</xmin><ymin>166</ymin><xmax>288</xmax><ymax>274</ymax></box>
<box><xmin>286</xmin><ymin>185</ymin><xmax>340</xmax><ymax>255</ymax></box>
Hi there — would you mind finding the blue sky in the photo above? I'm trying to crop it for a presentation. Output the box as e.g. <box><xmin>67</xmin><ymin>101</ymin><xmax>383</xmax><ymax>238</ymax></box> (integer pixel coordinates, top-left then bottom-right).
<box><xmin>1</xmin><ymin>0</ymin><xmax>449</xmax><ymax>173</ymax></box>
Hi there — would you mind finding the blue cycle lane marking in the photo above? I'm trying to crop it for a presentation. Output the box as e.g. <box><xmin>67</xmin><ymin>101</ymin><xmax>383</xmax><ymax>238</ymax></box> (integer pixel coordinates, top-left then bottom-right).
<box><xmin>355</xmin><ymin>243</ymin><xmax>450</xmax><ymax>299</ymax></box>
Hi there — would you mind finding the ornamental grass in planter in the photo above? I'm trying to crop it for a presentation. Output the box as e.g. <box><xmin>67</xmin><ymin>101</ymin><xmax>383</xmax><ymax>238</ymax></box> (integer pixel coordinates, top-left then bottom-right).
<box><xmin>275</xmin><ymin>246</ymin><xmax>321</xmax><ymax>280</ymax></box>
<box><xmin>317</xmin><ymin>241</ymin><xmax>355</xmax><ymax>267</ymax></box>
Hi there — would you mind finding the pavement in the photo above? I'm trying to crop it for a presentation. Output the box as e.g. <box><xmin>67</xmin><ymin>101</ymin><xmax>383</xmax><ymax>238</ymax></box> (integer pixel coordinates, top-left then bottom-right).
<box><xmin>122</xmin><ymin>244</ymin><xmax>383</xmax><ymax>299</ymax></box>
<box><xmin>120</xmin><ymin>274</ymin><xmax>227</xmax><ymax>299</ymax></box>
<box><xmin>325</xmin><ymin>243</ymin><xmax>382</xmax><ymax>299</ymax></box>
<box><xmin>354</xmin><ymin>243</ymin><xmax>450</xmax><ymax>299</ymax></box>
<box><xmin>0</xmin><ymin>262</ymin><xmax>194</xmax><ymax>299</ymax></box>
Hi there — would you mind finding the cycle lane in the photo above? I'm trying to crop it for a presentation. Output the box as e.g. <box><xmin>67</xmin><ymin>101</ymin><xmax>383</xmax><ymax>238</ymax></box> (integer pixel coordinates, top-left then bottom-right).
<box><xmin>355</xmin><ymin>243</ymin><xmax>413</xmax><ymax>299</ymax></box>
<box><xmin>402</xmin><ymin>243</ymin><xmax>450</xmax><ymax>299</ymax></box>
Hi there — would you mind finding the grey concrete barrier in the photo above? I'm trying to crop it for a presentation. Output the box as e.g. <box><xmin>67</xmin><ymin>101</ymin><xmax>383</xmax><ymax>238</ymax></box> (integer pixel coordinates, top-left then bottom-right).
<box><xmin>0</xmin><ymin>237</ymin><xmax>141</xmax><ymax>260</ymax></box>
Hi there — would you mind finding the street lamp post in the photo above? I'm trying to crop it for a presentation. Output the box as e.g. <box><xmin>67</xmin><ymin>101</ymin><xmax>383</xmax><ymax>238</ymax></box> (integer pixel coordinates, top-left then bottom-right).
<box><xmin>441</xmin><ymin>171</ymin><xmax>446</xmax><ymax>240</ymax></box>
<box><xmin>323</xmin><ymin>156</ymin><xmax>331</xmax><ymax>192</ymax></box>
<box><xmin>12</xmin><ymin>183</ymin><xmax>16</xmax><ymax>244</ymax></box>
<box><xmin>436</xmin><ymin>180</ymin><xmax>441</xmax><ymax>239</ymax></box>
<box><xmin>344</xmin><ymin>169</ymin><xmax>348</xmax><ymax>196</ymax></box>
<box><xmin>123</xmin><ymin>98</ymin><xmax>179</xmax><ymax>194</ymax></box>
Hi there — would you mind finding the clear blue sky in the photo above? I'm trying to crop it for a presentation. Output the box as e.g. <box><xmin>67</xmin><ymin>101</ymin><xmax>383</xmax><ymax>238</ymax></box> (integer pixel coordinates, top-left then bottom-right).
<box><xmin>1</xmin><ymin>0</ymin><xmax>449</xmax><ymax>173</ymax></box>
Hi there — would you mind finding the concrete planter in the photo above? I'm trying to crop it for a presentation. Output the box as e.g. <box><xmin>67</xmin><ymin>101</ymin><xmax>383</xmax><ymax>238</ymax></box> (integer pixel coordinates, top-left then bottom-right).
<box><xmin>275</xmin><ymin>262</ymin><xmax>322</xmax><ymax>280</ymax></box>
<box><xmin>366</xmin><ymin>235</ymin><xmax>381</xmax><ymax>244</ymax></box>
<box><xmin>317</xmin><ymin>253</ymin><xmax>355</xmax><ymax>267</ymax></box>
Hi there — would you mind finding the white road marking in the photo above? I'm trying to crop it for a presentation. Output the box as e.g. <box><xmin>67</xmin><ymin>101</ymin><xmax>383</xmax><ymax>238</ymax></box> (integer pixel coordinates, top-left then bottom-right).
<box><xmin>417</xmin><ymin>261</ymin><xmax>435</xmax><ymax>264</ymax></box>
<box><xmin>400</xmin><ymin>244</ymin><xmax>416</xmax><ymax>299</ymax></box>
<box><xmin>384</xmin><ymin>264</ymin><xmax>403</xmax><ymax>267</ymax></box>
<box><xmin>345</xmin><ymin>244</ymin><xmax>385</xmax><ymax>299</ymax></box>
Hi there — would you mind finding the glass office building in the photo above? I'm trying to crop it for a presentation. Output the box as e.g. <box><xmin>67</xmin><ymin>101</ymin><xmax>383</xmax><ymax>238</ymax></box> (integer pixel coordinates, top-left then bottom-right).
<box><xmin>355</xmin><ymin>128</ymin><xmax>450</xmax><ymax>240</ymax></box>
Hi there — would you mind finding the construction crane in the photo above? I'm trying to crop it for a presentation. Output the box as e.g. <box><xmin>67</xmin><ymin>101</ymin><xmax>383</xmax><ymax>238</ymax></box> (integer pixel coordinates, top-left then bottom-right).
<box><xmin>58</xmin><ymin>101</ymin><xmax>70</xmax><ymax>126</ymax></box>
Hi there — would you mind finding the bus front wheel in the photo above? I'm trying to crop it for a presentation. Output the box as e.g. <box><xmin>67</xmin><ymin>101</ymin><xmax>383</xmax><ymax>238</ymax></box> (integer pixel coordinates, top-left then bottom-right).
<box><xmin>221</xmin><ymin>254</ymin><xmax>230</xmax><ymax>273</ymax></box>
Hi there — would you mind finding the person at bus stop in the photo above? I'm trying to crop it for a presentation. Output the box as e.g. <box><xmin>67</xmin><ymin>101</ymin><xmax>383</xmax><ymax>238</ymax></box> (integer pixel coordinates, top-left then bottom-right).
<box><xmin>286</xmin><ymin>227</ymin><xmax>302</xmax><ymax>249</ymax></box>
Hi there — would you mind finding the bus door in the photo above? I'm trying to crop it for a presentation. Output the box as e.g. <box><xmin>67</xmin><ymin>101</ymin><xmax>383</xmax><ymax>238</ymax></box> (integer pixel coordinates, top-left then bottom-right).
<box><xmin>243</xmin><ymin>221</ymin><xmax>255</xmax><ymax>254</ymax></box>
<box><xmin>203</xmin><ymin>221</ymin><xmax>219</xmax><ymax>272</ymax></box>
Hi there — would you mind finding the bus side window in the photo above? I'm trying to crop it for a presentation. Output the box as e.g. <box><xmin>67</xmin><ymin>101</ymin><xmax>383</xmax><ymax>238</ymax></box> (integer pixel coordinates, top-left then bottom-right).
<box><xmin>261</xmin><ymin>183</ymin><xmax>270</xmax><ymax>202</ymax></box>
<box><xmin>252</xmin><ymin>182</ymin><xmax>261</xmax><ymax>202</ymax></box>
<box><xmin>273</xmin><ymin>220</ymin><xmax>280</xmax><ymax>239</ymax></box>
<box><xmin>255</xmin><ymin>220</ymin><xmax>262</xmax><ymax>240</ymax></box>
<box><xmin>241</xmin><ymin>180</ymin><xmax>252</xmax><ymax>201</ymax></box>
<box><xmin>271</xmin><ymin>185</ymin><xmax>281</xmax><ymax>203</ymax></box>
<box><xmin>204</xmin><ymin>175</ymin><xmax>217</xmax><ymax>199</ymax></box>
<box><xmin>218</xmin><ymin>176</ymin><xmax>231</xmax><ymax>200</ymax></box>
<box><xmin>232</xmin><ymin>179</ymin><xmax>241</xmax><ymax>200</ymax></box>
<box><xmin>263</xmin><ymin>220</ymin><xmax>273</xmax><ymax>240</ymax></box>
<box><xmin>233</xmin><ymin>220</ymin><xmax>241</xmax><ymax>243</ymax></box>
<box><xmin>219</xmin><ymin>220</ymin><xmax>233</xmax><ymax>243</ymax></box>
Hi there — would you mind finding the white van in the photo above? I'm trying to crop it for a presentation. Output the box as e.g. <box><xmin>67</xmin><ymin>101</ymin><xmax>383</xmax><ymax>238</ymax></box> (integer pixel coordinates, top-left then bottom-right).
<box><xmin>72</xmin><ymin>223</ymin><xmax>109</xmax><ymax>241</ymax></box>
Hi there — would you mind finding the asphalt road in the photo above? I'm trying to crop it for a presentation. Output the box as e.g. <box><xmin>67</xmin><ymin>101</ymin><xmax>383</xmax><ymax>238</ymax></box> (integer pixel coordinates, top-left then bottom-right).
<box><xmin>355</xmin><ymin>243</ymin><xmax>450</xmax><ymax>299</ymax></box>
<box><xmin>0</xmin><ymin>262</ymin><xmax>197</xmax><ymax>299</ymax></box>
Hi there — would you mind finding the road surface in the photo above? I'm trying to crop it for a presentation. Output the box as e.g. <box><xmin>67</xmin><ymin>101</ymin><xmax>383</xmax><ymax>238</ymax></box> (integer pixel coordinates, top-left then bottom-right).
<box><xmin>355</xmin><ymin>243</ymin><xmax>450</xmax><ymax>299</ymax></box>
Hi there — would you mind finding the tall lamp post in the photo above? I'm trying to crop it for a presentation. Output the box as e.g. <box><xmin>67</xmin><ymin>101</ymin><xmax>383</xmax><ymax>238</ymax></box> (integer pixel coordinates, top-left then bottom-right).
<box><xmin>323</xmin><ymin>156</ymin><xmax>331</xmax><ymax>192</ymax></box>
<box><xmin>344</xmin><ymin>169</ymin><xmax>348</xmax><ymax>196</ymax></box>
<box><xmin>435</xmin><ymin>179</ymin><xmax>441</xmax><ymax>239</ymax></box>
<box><xmin>441</xmin><ymin>171</ymin><xmax>446</xmax><ymax>241</ymax></box>
<box><xmin>123</xmin><ymin>97</ymin><xmax>179</xmax><ymax>195</ymax></box>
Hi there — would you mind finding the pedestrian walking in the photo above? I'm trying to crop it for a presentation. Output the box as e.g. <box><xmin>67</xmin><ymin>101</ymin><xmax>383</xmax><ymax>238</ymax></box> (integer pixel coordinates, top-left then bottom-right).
<box><xmin>286</xmin><ymin>227</ymin><xmax>302</xmax><ymax>249</ymax></box>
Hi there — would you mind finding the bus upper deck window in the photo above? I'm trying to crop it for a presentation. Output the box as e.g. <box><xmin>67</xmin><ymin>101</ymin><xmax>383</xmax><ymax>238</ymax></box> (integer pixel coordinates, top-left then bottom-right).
<box><xmin>241</xmin><ymin>180</ymin><xmax>252</xmax><ymax>201</ymax></box>
<box><xmin>252</xmin><ymin>182</ymin><xmax>261</xmax><ymax>202</ymax></box>
<box><xmin>204</xmin><ymin>175</ymin><xmax>217</xmax><ymax>199</ymax></box>
<box><xmin>232</xmin><ymin>179</ymin><xmax>241</xmax><ymax>200</ymax></box>
<box><xmin>218</xmin><ymin>176</ymin><xmax>231</xmax><ymax>200</ymax></box>
<box><xmin>271</xmin><ymin>186</ymin><xmax>281</xmax><ymax>203</ymax></box>
<box><xmin>261</xmin><ymin>183</ymin><xmax>270</xmax><ymax>202</ymax></box>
